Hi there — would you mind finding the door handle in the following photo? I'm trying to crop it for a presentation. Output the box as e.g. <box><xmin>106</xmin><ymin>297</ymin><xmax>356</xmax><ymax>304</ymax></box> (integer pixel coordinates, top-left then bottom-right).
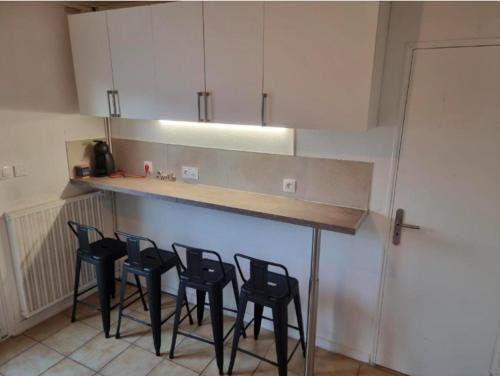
<box><xmin>197</xmin><ymin>92</ymin><xmax>204</xmax><ymax>122</ymax></box>
<box><xmin>393</xmin><ymin>208</ymin><xmax>420</xmax><ymax>245</ymax></box>
<box><xmin>107</xmin><ymin>90</ymin><xmax>113</xmax><ymax>117</ymax></box>
<box><xmin>113</xmin><ymin>90</ymin><xmax>121</xmax><ymax>118</ymax></box>
<box><xmin>261</xmin><ymin>93</ymin><xmax>268</xmax><ymax>126</ymax></box>
<box><xmin>204</xmin><ymin>91</ymin><xmax>210</xmax><ymax>122</ymax></box>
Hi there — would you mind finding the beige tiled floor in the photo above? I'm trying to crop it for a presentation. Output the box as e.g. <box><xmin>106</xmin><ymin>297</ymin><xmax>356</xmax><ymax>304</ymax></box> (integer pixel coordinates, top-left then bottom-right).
<box><xmin>0</xmin><ymin>288</ymin><xmax>404</xmax><ymax>376</ymax></box>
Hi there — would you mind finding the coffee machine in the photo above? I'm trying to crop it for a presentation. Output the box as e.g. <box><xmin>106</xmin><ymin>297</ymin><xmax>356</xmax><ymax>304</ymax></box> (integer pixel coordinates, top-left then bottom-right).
<box><xmin>93</xmin><ymin>140</ymin><xmax>115</xmax><ymax>176</ymax></box>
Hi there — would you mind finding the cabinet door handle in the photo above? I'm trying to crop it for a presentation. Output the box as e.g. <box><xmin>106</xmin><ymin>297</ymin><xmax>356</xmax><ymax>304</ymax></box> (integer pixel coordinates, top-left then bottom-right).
<box><xmin>113</xmin><ymin>90</ymin><xmax>121</xmax><ymax>118</ymax></box>
<box><xmin>197</xmin><ymin>92</ymin><xmax>204</xmax><ymax>122</ymax></box>
<box><xmin>204</xmin><ymin>91</ymin><xmax>210</xmax><ymax>122</ymax></box>
<box><xmin>261</xmin><ymin>93</ymin><xmax>268</xmax><ymax>126</ymax></box>
<box><xmin>107</xmin><ymin>90</ymin><xmax>113</xmax><ymax>117</ymax></box>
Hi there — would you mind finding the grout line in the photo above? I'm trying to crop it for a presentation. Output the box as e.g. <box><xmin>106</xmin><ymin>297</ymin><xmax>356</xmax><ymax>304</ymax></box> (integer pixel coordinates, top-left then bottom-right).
<box><xmin>0</xmin><ymin>335</ymin><xmax>38</xmax><ymax>368</ymax></box>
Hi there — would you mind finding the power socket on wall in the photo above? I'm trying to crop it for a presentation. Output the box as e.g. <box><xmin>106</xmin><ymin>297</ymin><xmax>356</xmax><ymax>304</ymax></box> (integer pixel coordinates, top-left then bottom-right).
<box><xmin>283</xmin><ymin>178</ymin><xmax>296</xmax><ymax>193</ymax></box>
<box><xmin>182</xmin><ymin>166</ymin><xmax>199</xmax><ymax>180</ymax></box>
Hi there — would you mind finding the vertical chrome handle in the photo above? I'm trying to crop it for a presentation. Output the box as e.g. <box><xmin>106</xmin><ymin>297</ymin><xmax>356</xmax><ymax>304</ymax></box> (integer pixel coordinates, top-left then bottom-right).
<box><xmin>261</xmin><ymin>93</ymin><xmax>268</xmax><ymax>126</ymax></box>
<box><xmin>107</xmin><ymin>90</ymin><xmax>113</xmax><ymax>117</ymax></box>
<box><xmin>197</xmin><ymin>92</ymin><xmax>204</xmax><ymax>122</ymax></box>
<box><xmin>113</xmin><ymin>90</ymin><xmax>121</xmax><ymax>118</ymax></box>
<box><xmin>204</xmin><ymin>92</ymin><xmax>210</xmax><ymax>122</ymax></box>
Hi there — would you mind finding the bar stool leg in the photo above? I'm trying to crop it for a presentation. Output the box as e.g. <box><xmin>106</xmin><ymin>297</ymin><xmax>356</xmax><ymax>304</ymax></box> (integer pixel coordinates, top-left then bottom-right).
<box><xmin>294</xmin><ymin>293</ymin><xmax>306</xmax><ymax>356</ymax></box>
<box><xmin>254</xmin><ymin>303</ymin><xmax>264</xmax><ymax>340</ymax></box>
<box><xmin>231</xmin><ymin>277</ymin><xmax>246</xmax><ymax>338</ymax></box>
<box><xmin>95</xmin><ymin>262</ymin><xmax>111</xmax><ymax>338</ymax></box>
<box><xmin>170</xmin><ymin>281</ymin><xmax>187</xmax><ymax>359</ymax></box>
<box><xmin>272</xmin><ymin>303</ymin><xmax>289</xmax><ymax>376</ymax></box>
<box><xmin>209</xmin><ymin>287</ymin><xmax>224</xmax><ymax>375</ymax></box>
<box><xmin>115</xmin><ymin>269</ymin><xmax>128</xmax><ymax>339</ymax></box>
<box><xmin>147</xmin><ymin>272</ymin><xmax>162</xmax><ymax>356</ymax></box>
<box><xmin>108</xmin><ymin>261</ymin><xmax>116</xmax><ymax>299</ymax></box>
<box><xmin>71</xmin><ymin>255</ymin><xmax>82</xmax><ymax>322</ymax></box>
<box><xmin>228</xmin><ymin>295</ymin><xmax>248</xmax><ymax>375</ymax></box>
<box><xmin>196</xmin><ymin>290</ymin><xmax>206</xmax><ymax>325</ymax></box>
<box><xmin>134</xmin><ymin>275</ymin><xmax>148</xmax><ymax>311</ymax></box>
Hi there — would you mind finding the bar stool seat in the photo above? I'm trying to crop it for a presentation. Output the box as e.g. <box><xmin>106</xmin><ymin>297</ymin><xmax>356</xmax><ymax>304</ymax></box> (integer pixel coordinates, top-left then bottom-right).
<box><xmin>85</xmin><ymin>238</ymin><xmax>126</xmax><ymax>260</ymax></box>
<box><xmin>114</xmin><ymin>232</ymin><xmax>194</xmax><ymax>356</ymax></box>
<box><xmin>228</xmin><ymin>254</ymin><xmax>306</xmax><ymax>376</ymax></box>
<box><xmin>68</xmin><ymin>221</ymin><xmax>148</xmax><ymax>339</ymax></box>
<box><xmin>128</xmin><ymin>247</ymin><xmax>178</xmax><ymax>273</ymax></box>
<box><xmin>169</xmin><ymin>243</ymin><xmax>246</xmax><ymax>375</ymax></box>
<box><xmin>241</xmin><ymin>271</ymin><xmax>299</xmax><ymax>301</ymax></box>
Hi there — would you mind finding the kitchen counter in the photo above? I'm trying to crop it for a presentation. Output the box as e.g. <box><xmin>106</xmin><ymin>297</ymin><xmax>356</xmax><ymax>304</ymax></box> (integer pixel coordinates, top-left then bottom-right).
<box><xmin>71</xmin><ymin>177</ymin><xmax>367</xmax><ymax>235</ymax></box>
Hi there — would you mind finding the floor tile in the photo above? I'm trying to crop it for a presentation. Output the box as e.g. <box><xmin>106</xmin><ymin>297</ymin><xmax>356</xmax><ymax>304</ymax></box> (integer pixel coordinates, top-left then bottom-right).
<box><xmin>81</xmin><ymin>309</ymin><xmax>120</xmax><ymax>334</ymax></box>
<box><xmin>134</xmin><ymin>311</ymin><xmax>195</xmax><ymax>355</ymax></box>
<box><xmin>24</xmin><ymin>314</ymin><xmax>71</xmax><ymax>341</ymax></box>
<box><xmin>230</xmin><ymin>325</ymin><xmax>275</xmax><ymax>358</ymax></box>
<box><xmin>253</xmin><ymin>339</ymin><xmax>304</xmax><ymax>376</ymax></box>
<box><xmin>192</xmin><ymin>313</ymin><xmax>235</xmax><ymax>343</ymax></box>
<box><xmin>148</xmin><ymin>359</ymin><xmax>198</xmax><ymax>376</ymax></box>
<box><xmin>310</xmin><ymin>347</ymin><xmax>360</xmax><ymax>376</ymax></box>
<box><xmin>358</xmin><ymin>364</ymin><xmax>403</xmax><ymax>376</ymax></box>
<box><xmin>202</xmin><ymin>346</ymin><xmax>260</xmax><ymax>376</ymax></box>
<box><xmin>69</xmin><ymin>334</ymin><xmax>130</xmax><ymax>371</ymax></box>
<box><xmin>100</xmin><ymin>345</ymin><xmax>162</xmax><ymax>376</ymax></box>
<box><xmin>0</xmin><ymin>335</ymin><xmax>36</xmax><ymax>366</ymax></box>
<box><xmin>169</xmin><ymin>337</ymin><xmax>216</xmax><ymax>373</ymax></box>
<box><xmin>41</xmin><ymin>358</ymin><xmax>94</xmax><ymax>376</ymax></box>
<box><xmin>115</xmin><ymin>311</ymin><xmax>150</xmax><ymax>344</ymax></box>
<box><xmin>43</xmin><ymin>322</ymin><xmax>100</xmax><ymax>355</ymax></box>
<box><xmin>0</xmin><ymin>343</ymin><xmax>63</xmax><ymax>376</ymax></box>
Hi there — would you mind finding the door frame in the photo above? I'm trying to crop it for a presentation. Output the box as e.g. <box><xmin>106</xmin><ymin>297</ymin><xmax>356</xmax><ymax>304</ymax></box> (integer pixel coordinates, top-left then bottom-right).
<box><xmin>371</xmin><ymin>37</ymin><xmax>500</xmax><ymax>366</ymax></box>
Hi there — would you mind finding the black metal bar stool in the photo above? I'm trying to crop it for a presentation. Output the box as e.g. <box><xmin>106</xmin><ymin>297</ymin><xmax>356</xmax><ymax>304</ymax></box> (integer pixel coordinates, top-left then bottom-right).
<box><xmin>114</xmin><ymin>231</ymin><xmax>194</xmax><ymax>356</ymax></box>
<box><xmin>169</xmin><ymin>243</ymin><xmax>246</xmax><ymax>375</ymax></box>
<box><xmin>68</xmin><ymin>221</ymin><xmax>148</xmax><ymax>338</ymax></box>
<box><xmin>228</xmin><ymin>254</ymin><xmax>306</xmax><ymax>376</ymax></box>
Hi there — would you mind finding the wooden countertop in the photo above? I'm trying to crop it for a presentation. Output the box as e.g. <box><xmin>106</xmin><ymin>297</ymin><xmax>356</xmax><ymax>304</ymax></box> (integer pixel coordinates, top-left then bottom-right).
<box><xmin>71</xmin><ymin>177</ymin><xmax>367</xmax><ymax>235</ymax></box>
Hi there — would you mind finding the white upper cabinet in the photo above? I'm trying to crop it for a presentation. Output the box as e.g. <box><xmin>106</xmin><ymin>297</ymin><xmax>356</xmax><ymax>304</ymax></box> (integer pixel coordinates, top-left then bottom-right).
<box><xmin>203</xmin><ymin>2</ymin><xmax>264</xmax><ymax>125</ymax></box>
<box><xmin>107</xmin><ymin>6</ymin><xmax>155</xmax><ymax>119</ymax></box>
<box><xmin>151</xmin><ymin>2</ymin><xmax>205</xmax><ymax>122</ymax></box>
<box><xmin>68</xmin><ymin>12</ymin><xmax>114</xmax><ymax>117</ymax></box>
<box><xmin>68</xmin><ymin>2</ymin><xmax>389</xmax><ymax>130</ymax></box>
<box><xmin>263</xmin><ymin>2</ymin><xmax>389</xmax><ymax>130</ymax></box>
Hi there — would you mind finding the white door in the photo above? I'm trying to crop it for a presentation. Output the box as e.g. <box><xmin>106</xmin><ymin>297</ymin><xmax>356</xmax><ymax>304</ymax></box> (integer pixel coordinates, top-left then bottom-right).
<box><xmin>107</xmin><ymin>6</ymin><xmax>155</xmax><ymax>119</ymax></box>
<box><xmin>151</xmin><ymin>2</ymin><xmax>205</xmax><ymax>122</ymax></box>
<box><xmin>377</xmin><ymin>46</ymin><xmax>500</xmax><ymax>376</ymax></box>
<box><xmin>204</xmin><ymin>2</ymin><xmax>264</xmax><ymax>125</ymax></box>
<box><xmin>68</xmin><ymin>12</ymin><xmax>114</xmax><ymax>117</ymax></box>
<box><xmin>263</xmin><ymin>2</ymin><xmax>386</xmax><ymax>130</ymax></box>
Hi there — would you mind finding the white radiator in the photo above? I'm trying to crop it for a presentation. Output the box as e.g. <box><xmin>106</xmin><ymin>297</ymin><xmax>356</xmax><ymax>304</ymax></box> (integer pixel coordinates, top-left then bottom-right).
<box><xmin>5</xmin><ymin>192</ymin><xmax>108</xmax><ymax>318</ymax></box>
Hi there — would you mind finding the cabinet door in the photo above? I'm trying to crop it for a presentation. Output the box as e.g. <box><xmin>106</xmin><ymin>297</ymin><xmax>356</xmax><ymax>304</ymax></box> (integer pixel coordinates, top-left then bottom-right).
<box><xmin>263</xmin><ymin>2</ymin><xmax>386</xmax><ymax>130</ymax></box>
<box><xmin>204</xmin><ymin>2</ymin><xmax>264</xmax><ymax>125</ymax></box>
<box><xmin>107</xmin><ymin>6</ymin><xmax>155</xmax><ymax>119</ymax></box>
<box><xmin>151</xmin><ymin>2</ymin><xmax>205</xmax><ymax>122</ymax></box>
<box><xmin>68</xmin><ymin>12</ymin><xmax>114</xmax><ymax>117</ymax></box>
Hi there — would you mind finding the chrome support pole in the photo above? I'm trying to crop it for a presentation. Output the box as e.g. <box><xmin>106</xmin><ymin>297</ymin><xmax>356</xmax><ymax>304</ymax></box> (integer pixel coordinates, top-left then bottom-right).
<box><xmin>305</xmin><ymin>227</ymin><xmax>321</xmax><ymax>376</ymax></box>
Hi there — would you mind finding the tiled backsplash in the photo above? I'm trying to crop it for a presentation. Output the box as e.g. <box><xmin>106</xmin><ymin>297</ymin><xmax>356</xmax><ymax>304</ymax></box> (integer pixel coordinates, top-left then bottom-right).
<box><xmin>111</xmin><ymin>139</ymin><xmax>373</xmax><ymax>209</ymax></box>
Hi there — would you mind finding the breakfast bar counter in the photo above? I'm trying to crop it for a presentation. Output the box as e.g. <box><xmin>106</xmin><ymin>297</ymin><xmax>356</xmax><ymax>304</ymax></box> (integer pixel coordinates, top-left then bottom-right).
<box><xmin>71</xmin><ymin>176</ymin><xmax>368</xmax><ymax>376</ymax></box>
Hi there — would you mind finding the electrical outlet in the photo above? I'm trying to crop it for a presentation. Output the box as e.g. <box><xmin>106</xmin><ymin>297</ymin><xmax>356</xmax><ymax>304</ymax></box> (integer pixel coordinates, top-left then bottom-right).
<box><xmin>2</xmin><ymin>165</ymin><xmax>14</xmax><ymax>179</ymax></box>
<box><xmin>144</xmin><ymin>161</ymin><xmax>153</xmax><ymax>176</ymax></box>
<box><xmin>182</xmin><ymin>166</ymin><xmax>199</xmax><ymax>180</ymax></box>
<box><xmin>14</xmin><ymin>164</ymin><xmax>26</xmax><ymax>177</ymax></box>
<box><xmin>283</xmin><ymin>178</ymin><xmax>296</xmax><ymax>193</ymax></box>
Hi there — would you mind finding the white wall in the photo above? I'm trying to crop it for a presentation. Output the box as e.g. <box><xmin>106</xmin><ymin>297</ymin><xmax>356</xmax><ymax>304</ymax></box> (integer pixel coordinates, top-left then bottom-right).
<box><xmin>113</xmin><ymin>1</ymin><xmax>500</xmax><ymax>363</ymax></box>
<box><xmin>0</xmin><ymin>3</ymin><xmax>105</xmax><ymax>334</ymax></box>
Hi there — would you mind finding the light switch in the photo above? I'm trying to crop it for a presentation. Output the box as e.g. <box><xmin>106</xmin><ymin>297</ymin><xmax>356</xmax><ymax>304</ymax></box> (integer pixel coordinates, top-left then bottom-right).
<box><xmin>2</xmin><ymin>165</ymin><xmax>14</xmax><ymax>179</ymax></box>
<box><xmin>14</xmin><ymin>164</ymin><xmax>27</xmax><ymax>177</ymax></box>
